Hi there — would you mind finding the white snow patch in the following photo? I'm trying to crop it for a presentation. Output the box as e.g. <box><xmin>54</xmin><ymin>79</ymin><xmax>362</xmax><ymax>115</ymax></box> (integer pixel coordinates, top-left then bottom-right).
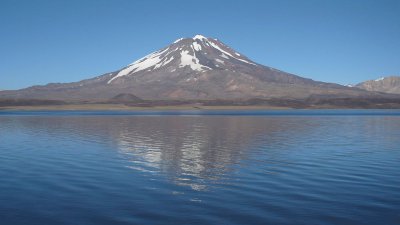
<box><xmin>128</xmin><ymin>47</ymin><xmax>169</xmax><ymax>67</ymax></box>
<box><xmin>375</xmin><ymin>77</ymin><xmax>385</xmax><ymax>82</ymax></box>
<box><xmin>179</xmin><ymin>50</ymin><xmax>211</xmax><ymax>71</ymax></box>
<box><xmin>174</xmin><ymin>38</ymin><xmax>183</xmax><ymax>43</ymax></box>
<box><xmin>162</xmin><ymin>56</ymin><xmax>174</xmax><ymax>66</ymax></box>
<box><xmin>193</xmin><ymin>34</ymin><xmax>208</xmax><ymax>41</ymax></box>
<box><xmin>108</xmin><ymin>48</ymin><xmax>169</xmax><ymax>84</ymax></box>
<box><xmin>215</xmin><ymin>59</ymin><xmax>225</xmax><ymax>64</ymax></box>
<box><xmin>209</xmin><ymin>40</ymin><xmax>256</xmax><ymax>65</ymax></box>
<box><xmin>220</xmin><ymin>54</ymin><xmax>229</xmax><ymax>59</ymax></box>
<box><xmin>154</xmin><ymin>56</ymin><xmax>174</xmax><ymax>69</ymax></box>
<box><xmin>192</xmin><ymin>41</ymin><xmax>202</xmax><ymax>51</ymax></box>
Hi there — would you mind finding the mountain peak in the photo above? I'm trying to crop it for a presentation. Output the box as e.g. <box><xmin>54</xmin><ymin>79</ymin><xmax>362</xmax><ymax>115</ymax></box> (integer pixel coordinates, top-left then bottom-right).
<box><xmin>173</xmin><ymin>34</ymin><xmax>210</xmax><ymax>44</ymax></box>
<box><xmin>193</xmin><ymin>34</ymin><xmax>208</xmax><ymax>41</ymax></box>
<box><xmin>107</xmin><ymin>35</ymin><xmax>258</xmax><ymax>84</ymax></box>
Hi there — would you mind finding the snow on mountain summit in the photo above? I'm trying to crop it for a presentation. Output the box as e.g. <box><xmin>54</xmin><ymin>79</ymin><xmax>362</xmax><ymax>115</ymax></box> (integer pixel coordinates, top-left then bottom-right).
<box><xmin>193</xmin><ymin>34</ymin><xmax>209</xmax><ymax>42</ymax></box>
<box><xmin>107</xmin><ymin>35</ymin><xmax>258</xmax><ymax>84</ymax></box>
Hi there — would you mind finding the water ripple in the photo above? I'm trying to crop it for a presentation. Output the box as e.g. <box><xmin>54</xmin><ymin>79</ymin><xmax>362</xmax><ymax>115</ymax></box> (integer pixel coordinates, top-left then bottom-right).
<box><xmin>0</xmin><ymin>112</ymin><xmax>399</xmax><ymax>224</ymax></box>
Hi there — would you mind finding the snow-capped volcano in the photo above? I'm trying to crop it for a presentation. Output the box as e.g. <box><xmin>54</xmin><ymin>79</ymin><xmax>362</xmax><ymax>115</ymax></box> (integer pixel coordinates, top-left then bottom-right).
<box><xmin>0</xmin><ymin>35</ymin><xmax>381</xmax><ymax>101</ymax></box>
<box><xmin>107</xmin><ymin>35</ymin><xmax>257</xmax><ymax>84</ymax></box>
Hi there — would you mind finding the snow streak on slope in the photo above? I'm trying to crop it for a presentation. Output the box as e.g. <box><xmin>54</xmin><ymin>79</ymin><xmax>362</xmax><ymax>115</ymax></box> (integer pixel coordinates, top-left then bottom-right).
<box><xmin>207</xmin><ymin>41</ymin><xmax>256</xmax><ymax>65</ymax></box>
<box><xmin>173</xmin><ymin>38</ymin><xmax>183</xmax><ymax>43</ymax></box>
<box><xmin>108</xmin><ymin>48</ymin><xmax>171</xmax><ymax>84</ymax></box>
<box><xmin>179</xmin><ymin>49</ymin><xmax>210</xmax><ymax>71</ymax></box>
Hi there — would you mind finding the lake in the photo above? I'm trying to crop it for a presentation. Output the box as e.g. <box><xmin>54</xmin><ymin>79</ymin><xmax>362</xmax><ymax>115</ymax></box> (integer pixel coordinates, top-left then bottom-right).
<box><xmin>0</xmin><ymin>110</ymin><xmax>399</xmax><ymax>225</ymax></box>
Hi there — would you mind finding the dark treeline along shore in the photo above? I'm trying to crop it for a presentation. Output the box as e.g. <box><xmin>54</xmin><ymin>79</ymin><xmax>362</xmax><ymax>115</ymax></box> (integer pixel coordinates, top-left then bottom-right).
<box><xmin>2</xmin><ymin>95</ymin><xmax>400</xmax><ymax>109</ymax></box>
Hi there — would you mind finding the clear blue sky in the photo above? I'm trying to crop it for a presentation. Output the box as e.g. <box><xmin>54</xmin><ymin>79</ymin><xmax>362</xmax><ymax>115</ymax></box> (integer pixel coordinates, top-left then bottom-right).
<box><xmin>1</xmin><ymin>0</ymin><xmax>399</xmax><ymax>90</ymax></box>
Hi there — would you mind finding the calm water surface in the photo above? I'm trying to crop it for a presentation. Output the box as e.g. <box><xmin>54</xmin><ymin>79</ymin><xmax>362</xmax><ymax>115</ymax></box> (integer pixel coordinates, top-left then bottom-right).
<box><xmin>0</xmin><ymin>110</ymin><xmax>399</xmax><ymax>225</ymax></box>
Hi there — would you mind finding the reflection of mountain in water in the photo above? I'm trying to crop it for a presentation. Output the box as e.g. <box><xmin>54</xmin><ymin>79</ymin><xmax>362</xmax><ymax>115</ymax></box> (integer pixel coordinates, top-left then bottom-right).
<box><xmin>110</xmin><ymin>117</ymin><xmax>312</xmax><ymax>190</ymax></box>
<box><xmin>1</xmin><ymin>115</ymin><xmax>316</xmax><ymax>191</ymax></box>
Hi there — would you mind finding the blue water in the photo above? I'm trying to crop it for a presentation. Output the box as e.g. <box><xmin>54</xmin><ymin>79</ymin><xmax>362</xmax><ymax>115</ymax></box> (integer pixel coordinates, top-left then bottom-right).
<box><xmin>0</xmin><ymin>110</ymin><xmax>399</xmax><ymax>225</ymax></box>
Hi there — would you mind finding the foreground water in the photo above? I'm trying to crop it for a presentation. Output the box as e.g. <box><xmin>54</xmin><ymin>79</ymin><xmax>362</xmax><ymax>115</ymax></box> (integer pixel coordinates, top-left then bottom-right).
<box><xmin>0</xmin><ymin>110</ymin><xmax>399</xmax><ymax>225</ymax></box>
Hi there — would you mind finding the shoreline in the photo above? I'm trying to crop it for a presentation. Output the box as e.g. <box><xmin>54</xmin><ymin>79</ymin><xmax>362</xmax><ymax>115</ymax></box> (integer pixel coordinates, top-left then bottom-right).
<box><xmin>0</xmin><ymin>104</ymin><xmax>292</xmax><ymax>111</ymax></box>
<box><xmin>1</xmin><ymin>104</ymin><xmax>400</xmax><ymax>111</ymax></box>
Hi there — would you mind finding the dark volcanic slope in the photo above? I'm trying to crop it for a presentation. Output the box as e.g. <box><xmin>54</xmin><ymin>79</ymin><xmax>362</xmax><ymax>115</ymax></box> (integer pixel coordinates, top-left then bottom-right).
<box><xmin>0</xmin><ymin>35</ymin><xmax>385</xmax><ymax>101</ymax></box>
<box><xmin>356</xmin><ymin>76</ymin><xmax>400</xmax><ymax>94</ymax></box>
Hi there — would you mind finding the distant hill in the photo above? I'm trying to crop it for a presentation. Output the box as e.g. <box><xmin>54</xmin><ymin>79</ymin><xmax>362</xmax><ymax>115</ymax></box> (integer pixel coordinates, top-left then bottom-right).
<box><xmin>356</xmin><ymin>76</ymin><xmax>400</xmax><ymax>94</ymax></box>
